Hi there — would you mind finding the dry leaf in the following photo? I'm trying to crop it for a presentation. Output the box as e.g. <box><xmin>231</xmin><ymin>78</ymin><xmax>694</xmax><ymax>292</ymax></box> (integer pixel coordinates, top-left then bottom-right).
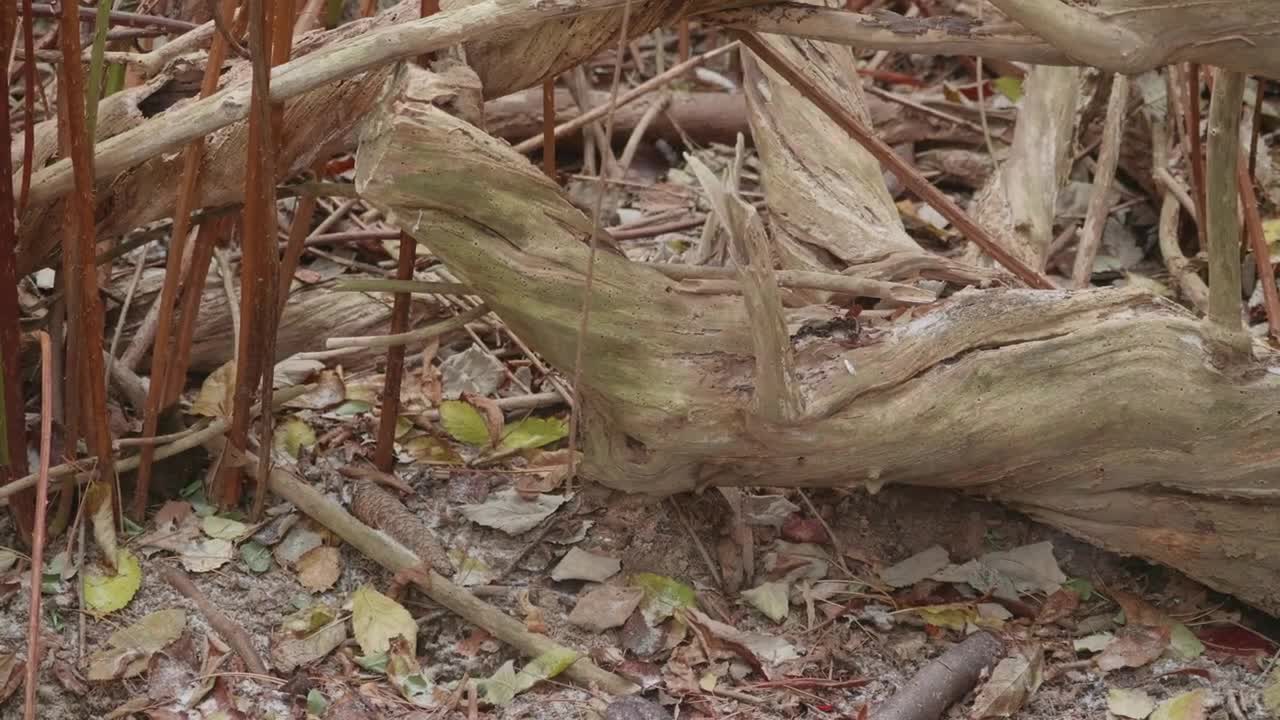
<box><xmin>1035</xmin><ymin>588</ymin><xmax>1080</xmax><ymax>625</ymax></box>
<box><xmin>1150</xmin><ymin>689</ymin><xmax>1207</xmax><ymax>720</ymax></box>
<box><xmin>87</xmin><ymin>609</ymin><xmax>186</xmax><ymax>681</ymax></box>
<box><xmin>191</xmin><ymin>361</ymin><xmax>235</xmax><ymax>418</ymax></box>
<box><xmin>550</xmin><ymin>547</ymin><xmax>620</xmax><ymax>583</ymax></box>
<box><xmin>568</xmin><ymin>586</ymin><xmax>644</xmax><ymax>632</ymax></box>
<box><xmin>297</xmin><ymin>546</ymin><xmax>341</xmax><ymax>591</ymax></box>
<box><xmin>1112</xmin><ymin>590</ymin><xmax>1172</xmax><ymax>628</ymax></box>
<box><xmin>179</xmin><ymin>538</ymin><xmax>234</xmax><ymax>573</ymax></box>
<box><xmin>1096</xmin><ymin>625</ymin><xmax>1170</xmax><ymax>672</ymax></box>
<box><xmin>1108</xmin><ymin>688</ymin><xmax>1157</xmax><ymax>719</ymax></box>
<box><xmin>970</xmin><ymin>645</ymin><xmax>1043</xmax><ymax>718</ymax></box>
<box><xmin>0</xmin><ymin>653</ymin><xmax>22</xmax><ymax>704</ymax></box>
<box><xmin>351</xmin><ymin>584</ymin><xmax>416</xmax><ymax>656</ymax></box>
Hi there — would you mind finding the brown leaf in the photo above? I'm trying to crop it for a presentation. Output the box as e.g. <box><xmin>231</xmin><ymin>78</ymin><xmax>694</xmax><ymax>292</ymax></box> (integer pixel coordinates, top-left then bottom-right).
<box><xmin>515</xmin><ymin>466</ymin><xmax>567</xmax><ymax>496</ymax></box>
<box><xmin>1035</xmin><ymin>588</ymin><xmax>1080</xmax><ymax>625</ymax></box>
<box><xmin>519</xmin><ymin>589</ymin><xmax>547</xmax><ymax>634</ymax></box>
<box><xmin>153</xmin><ymin>501</ymin><xmax>192</xmax><ymax>529</ymax></box>
<box><xmin>1112</xmin><ymin>590</ymin><xmax>1172</xmax><ymax>628</ymax></box>
<box><xmin>781</xmin><ymin>515</ymin><xmax>829</xmax><ymax>544</ymax></box>
<box><xmin>0</xmin><ymin>654</ymin><xmax>23</xmax><ymax>704</ymax></box>
<box><xmin>296</xmin><ymin>546</ymin><xmax>341</xmax><ymax>591</ymax></box>
<box><xmin>287</xmin><ymin>369</ymin><xmax>347</xmax><ymax>410</ymax></box>
<box><xmin>1096</xmin><ymin>624</ymin><xmax>1171</xmax><ymax>672</ymax></box>
<box><xmin>461</xmin><ymin>391</ymin><xmax>504</xmax><ymax>446</ymax></box>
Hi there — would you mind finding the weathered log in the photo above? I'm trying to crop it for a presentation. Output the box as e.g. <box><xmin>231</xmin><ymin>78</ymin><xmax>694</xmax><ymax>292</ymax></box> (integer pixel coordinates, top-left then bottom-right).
<box><xmin>356</xmin><ymin>64</ymin><xmax>1280</xmax><ymax>615</ymax></box>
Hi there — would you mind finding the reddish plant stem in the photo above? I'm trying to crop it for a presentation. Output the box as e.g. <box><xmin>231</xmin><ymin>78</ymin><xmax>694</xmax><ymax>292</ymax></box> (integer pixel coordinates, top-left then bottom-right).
<box><xmin>374</xmin><ymin>234</ymin><xmax>415</xmax><ymax>472</ymax></box>
<box><xmin>1187</xmin><ymin>63</ymin><xmax>1207</xmax><ymax>252</ymax></box>
<box><xmin>218</xmin><ymin>0</ymin><xmax>276</xmax><ymax>510</ymax></box>
<box><xmin>276</xmin><ymin>165</ymin><xmax>322</xmax><ymax>319</ymax></box>
<box><xmin>374</xmin><ymin>0</ymin><xmax>437</xmax><ymax>473</ymax></box>
<box><xmin>735</xmin><ymin>31</ymin><xmax>1053</xmax><ymax>289</ymax></box>
<box><xmin>21</xmin><ymin>332</ymin><xmax>52</xmax><ymax>720</ymax></box>
<box><xmin>250</xmin><ymin>0</ymin><xmax>296</xmax><ymax>521</ymax></box>
<box><xmin>0</xmin><ymin>0</ymin><xmax>34</xmax><ymax>542</ymax></box>
<box><xmin>131</xmin><ymin>0</ymin><xmax>239</xmax><ymax>519</ymax></box>
<box><xmin>1238</xmin><ymin>147</ymin><xmax>1280</xmax><ymax>343</ymax></box>
<box><xmin>19</xmin><ymin>0</ymin><xmax>36</xmax><ymax>210</ymax></box>
<box><xmin>22</xmin><ymin>3</ymin><xmax>197</xmax><ymax>32</ymax></box>
<box><xmin>678</xmin><ymin>19</ymin><xmax>690</xmax><ymax>63</ymax></box>
<box><xmin>167</xmin><ymin>220</ymin><xmax>227</xmax><ymax>404</ymax></box>
<box><xmin>56</xmin><ymin>0</ymin><xmax>117</xmax><ymax>510</ymax></box>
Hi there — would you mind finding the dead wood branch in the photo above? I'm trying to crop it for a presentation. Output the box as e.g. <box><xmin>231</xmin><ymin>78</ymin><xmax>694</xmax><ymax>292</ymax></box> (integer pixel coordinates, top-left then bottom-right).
<box><xmin>712</xmin><ymin>2</ymin><xmax>1280</xmax><ymax>79</ymax></box>
<box><xmin>874</xmin><ymin>631</ymin><xmax>1004</xmax><ymax>720</ymax></box>
<box><xmin>160</xmin><ymin>565</ymin><xmax>270</xmax><ymax>675</ymax></box>
<box><xmin>967</xmin><ymin>66</ymin><xmax>1079</xmax><ymax>271</ymax></box>
<box><xmin>356</xmin><ymin>64</ymin><xmax>1280</xmax><ymax>616</ymax></box>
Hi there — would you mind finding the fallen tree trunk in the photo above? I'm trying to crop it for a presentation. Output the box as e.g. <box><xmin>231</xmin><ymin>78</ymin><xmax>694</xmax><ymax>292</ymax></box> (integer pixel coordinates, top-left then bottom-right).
<box><xmin>355</xmin><ymin>63</ymin><xmax>1280</xmax><ymax>615</ymax></box>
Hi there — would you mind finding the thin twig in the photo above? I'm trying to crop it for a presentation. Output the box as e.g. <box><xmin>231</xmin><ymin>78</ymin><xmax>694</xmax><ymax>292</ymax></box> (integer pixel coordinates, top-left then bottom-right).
<box><xmin>1237</xmin><ymin>144</ymin><xmax>1280</xmax><ymax>344</ymax></box>
<box><xmin>668</xmin><ymin>498</ymin><xmax>724</xmax><ymax>590</ymax></box>
<box><xmin>514</xmin><ymin>40</ymin><xmax>740</xmax><ymax>153</ymax></box>
<box><xmin>1186</xmin><ymin>64</ymin><xmax>1207</xmax><ymax>252</ymax></box>
<box><xmin>22</xmin><ymin>332</ymin><xmax>52</xmax><ymax>720</ymax></box>
<box><xmin>326</xmin><ymin>304</ymin><xmax>489</xmax><ymax>350</ymax></box>
<box><xmin>567</xmin><ymin>0</ymin><xmax>633</xmax><ymax>481</ymax></box>
<box><xmin>160</xmin><ymin>566</ymin><xmax>269</xmax><ymax>675</ymax></box>
<box><xmin>1071</xmin><ymin>74</ymin><xmax>1130</xmax><ymax>288</ymax></box>
<box><xmin>0</xmin><ymin>384</ymin><xmax>315</xmax><ymax>505</ymax></box>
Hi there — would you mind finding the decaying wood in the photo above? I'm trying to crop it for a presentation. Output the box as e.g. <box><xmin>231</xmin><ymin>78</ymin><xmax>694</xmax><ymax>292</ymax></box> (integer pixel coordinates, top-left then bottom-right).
<box><xmin>160</xmin><ymin>565</ymin><xmax>270</xmax><ymax>675</ymax></box>
<box><xmin>708</xmin><ymin>1</ymin><xmax>1280</xmax><ymax>79</ymax></box>
<box><xmin>967</xmin><ymin>65</ymin><xmax>1080</xmax><ymax>271</ymax></box>
<box><xmin>117</xmin><ymin>268</ymin><xmax>400</xmax><ymax>372</ymax></box>
<box><xmin>356</xmin><ymin>63</ymin><xmax>1280</xmax><ymax>615</ymax></box>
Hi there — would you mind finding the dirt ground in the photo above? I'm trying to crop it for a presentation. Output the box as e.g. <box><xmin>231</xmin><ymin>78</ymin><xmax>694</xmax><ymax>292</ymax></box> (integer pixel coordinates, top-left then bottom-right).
<box><xmin>2</xmin><ymin>463</ymin><xmax>1275</xmax><ymax>719</ymax></box>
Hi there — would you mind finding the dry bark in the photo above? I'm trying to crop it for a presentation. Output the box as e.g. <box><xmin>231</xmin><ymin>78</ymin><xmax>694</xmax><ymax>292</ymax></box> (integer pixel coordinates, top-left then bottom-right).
<box><xmin>355</xmin><ymin>62</ymin><xmax>1280</xmax><ymax>616</ymax></box>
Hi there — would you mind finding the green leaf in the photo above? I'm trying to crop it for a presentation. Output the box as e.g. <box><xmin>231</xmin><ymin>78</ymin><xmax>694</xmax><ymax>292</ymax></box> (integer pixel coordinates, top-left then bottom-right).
<box><xmin>331</xmin><ymin>400</ymin><xmax>372</xmax><ymax>416</ymax></box>
<box><xmin>993</xmin><ymin>76</ymin><xmax>1024</xmax><ymax>103</ymax></box>
<box><xmin>632</xmin><ymin>572</ymin><xmax>696</xmax><ymax>626</ymax></box>
<box><xmin>350</xmin><ymin>584</ymin><xmax>417</xmax><ymax>656</ymax></box>
<box><xmin>498</xmin><ymin>416</ymin><xmax>569</xmax><ymax>452</ymax></box>
<box><xmin>1062</xmin><ymin>577</ymin><xmax>1095</xmax><ymax>600</ymax></box>
<box><xmin>203</xmin><ymin>515</ymin><xmax>250</xmax><ymax>541</ymax></box>
<box><xmin>306</xmin><ymin>689</ymin><xmax>328</xmax><ymax>717</ymax></box>
<box><xmin>478</xmin><ymin>648</ymin><xmax>579</xmax><ymax>707</ymax></box>
<box><xmin>240</xmin><ymin>541</ymin><xmax>272</xmax><ymax>573</ymax></box>
<box><xmin>84</xmin><ymin>549</ymin><xmax>143</xmax><ymax>616</ymax></box>
<box><xmin>1168</xmin><ymin>623</ymin><xmax>1204</xmax><ymax>660</ymax></box>
<box><xmin>440</xmin><ymin>400</ymin><xmax>490</xmax><ymax>446</ymax></box>
<box><xmin>403</xmin><ymin>435</ymin><xmax>463</xmax><ymax>465</ymax></box>
<box><xmin>354</xmin><ymin>652</ymin><xmax>388</xmax><ymax>674</ymax></box>
<box><xmin>274</xmin><ymin>417</ymin><xmax>318</xmax><ymax>459</ymax></box>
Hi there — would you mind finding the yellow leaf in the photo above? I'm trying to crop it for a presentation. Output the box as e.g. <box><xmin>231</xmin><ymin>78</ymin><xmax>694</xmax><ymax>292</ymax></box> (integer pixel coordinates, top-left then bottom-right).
<box><xmin>191</xmin><ymin>361</ymin><xmax>235</xmax><ymax>418</ymax></box>
<box><xmin>351</xmin><ymin>584</ymin><xmax>416</xmax><ymax>656</ymax></box>
<box><xmin>274</xmin><ymin>417</ymin><xmax>317</xmax><ymax>459</ymax></box>
<box><xmin>84</xmin><ymin>549</ymin><xmax>142</xmax><ymax>616</ymax></box>
<box><xmin>913</xmin><ymin>603</ymin><xmax>978</xmax><ymax>631</ymax></box>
